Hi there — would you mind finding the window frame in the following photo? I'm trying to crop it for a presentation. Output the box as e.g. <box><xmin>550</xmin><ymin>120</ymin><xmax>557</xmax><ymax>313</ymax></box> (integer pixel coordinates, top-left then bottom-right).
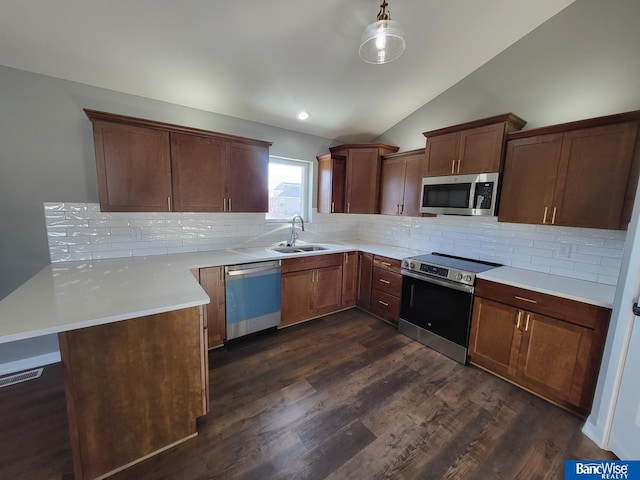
<box><xmin>266</xmin><ymin>156</ymin><xmax>313</xmax><ymax>223</ymax></box>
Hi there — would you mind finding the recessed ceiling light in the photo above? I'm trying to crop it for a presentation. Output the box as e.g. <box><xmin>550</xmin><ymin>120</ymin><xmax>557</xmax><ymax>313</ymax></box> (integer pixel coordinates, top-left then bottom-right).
<box><xmin>297</xmin><ymin>111</ymin><xmax>310</xmax><ymax>121</ymax></box>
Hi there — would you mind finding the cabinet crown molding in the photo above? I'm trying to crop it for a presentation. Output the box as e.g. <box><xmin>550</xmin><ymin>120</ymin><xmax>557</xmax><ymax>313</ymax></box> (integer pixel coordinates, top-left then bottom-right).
<box><xmin>507</xmin><ymin>110</ymin><xmax>640</xmax><ymax>140</ymax></box>
<box><xmin>422</xmin><ymin>113</ymin><xmax>527</xmax><ymax>139</ymax></box>
<box><xmin>84</xmin><ymin>109</ymin><xmax>273</xmax><ymax>147</ymax></box>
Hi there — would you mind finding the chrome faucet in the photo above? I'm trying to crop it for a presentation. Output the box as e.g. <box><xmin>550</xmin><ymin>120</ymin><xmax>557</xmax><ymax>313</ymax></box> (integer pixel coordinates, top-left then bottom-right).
<box><xmin>289</xmin><ymin>215</ymin><xmax>305</xmax><ymax>247</ymax></box>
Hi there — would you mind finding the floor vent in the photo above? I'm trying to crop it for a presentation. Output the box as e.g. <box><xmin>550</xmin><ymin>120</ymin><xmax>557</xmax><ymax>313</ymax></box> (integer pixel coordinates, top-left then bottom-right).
<box><xmin>0</xmin><ymin>368</ymin><xmax>44</xmax><ymax>389</ymax></box>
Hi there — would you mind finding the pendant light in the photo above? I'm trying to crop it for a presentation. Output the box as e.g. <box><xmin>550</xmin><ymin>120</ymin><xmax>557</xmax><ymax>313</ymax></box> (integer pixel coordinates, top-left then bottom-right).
<box><xmin>359</xmin><ymin>0</ymin><xmax>406</xmax><ymax>64</ymax></box>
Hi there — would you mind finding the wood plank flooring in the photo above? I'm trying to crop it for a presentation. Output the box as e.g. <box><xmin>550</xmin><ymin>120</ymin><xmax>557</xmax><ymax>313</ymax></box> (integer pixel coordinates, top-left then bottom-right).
<box><xmin>0</xmin><ymin>309</ymin><xmax>616</xmax><ymax>479</ymax></box>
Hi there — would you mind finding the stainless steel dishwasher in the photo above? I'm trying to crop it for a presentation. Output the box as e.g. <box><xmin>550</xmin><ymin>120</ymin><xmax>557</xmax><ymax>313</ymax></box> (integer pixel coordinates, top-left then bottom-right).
<box><xmin>225</xmin><ymin>260</ymin><xmax>281</xmax><ymax>340</ymax></box>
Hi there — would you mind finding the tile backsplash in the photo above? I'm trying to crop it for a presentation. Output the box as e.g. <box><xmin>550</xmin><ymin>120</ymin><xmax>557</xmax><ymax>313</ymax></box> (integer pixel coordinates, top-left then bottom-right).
<box><xmin>44</xmin><ymin>202</ymin><xmax>627</xmax><ymax>286</ymax></box>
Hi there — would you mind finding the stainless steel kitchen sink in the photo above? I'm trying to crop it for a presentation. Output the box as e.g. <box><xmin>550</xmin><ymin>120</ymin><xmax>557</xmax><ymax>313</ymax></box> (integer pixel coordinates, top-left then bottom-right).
<box><xmin>271</xmin><ymin>245</ymin><xmax>328</xmax><ymax>254</ymax></box>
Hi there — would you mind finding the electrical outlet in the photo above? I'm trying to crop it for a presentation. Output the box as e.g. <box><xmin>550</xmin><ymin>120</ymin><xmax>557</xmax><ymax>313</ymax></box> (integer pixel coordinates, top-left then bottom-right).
<box><xmin>558</xmin><ymin>244</ymin><xmax>571</xmax><ymax>259</ymax></box>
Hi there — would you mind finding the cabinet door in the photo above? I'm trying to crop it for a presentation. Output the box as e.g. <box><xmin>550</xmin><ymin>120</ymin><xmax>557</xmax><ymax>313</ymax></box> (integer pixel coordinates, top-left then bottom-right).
<box><xmin>424</xmin><ymin>132</ymin><xmax>459</xmax><ymax>176</ymax></box>
<box><xmin>458</xmin><ymin>123</ymin><xmax>505</xmax><ymax>174</ymax></box>
<box><xmin>498</xmin><ymin>134</ymin><xmax>563</xmax><ymax>225</ymax></box>
<box><xmin>171</xmin><ymin>133</ymin><xmax>225</xmax><ymax>212</ymax></box>
<box><xmin>341</xmin><ymin>251</ymin><xmax>358</xmax><ymax>307</ymax></box>
<box><xmin>225</xmin><ymin>142</ymin><xmax>269</xmax><ymax>212</ymax></box>
<box><xmin>379</xmin><ymin>157</ymin><xmax>406</xmax><ymax>215</ymax></box>
<box><xmin>317</xmin><ymin>155</ymin><xmax>345</xmax><ymax>213</ymax></box>
<box><xmin>93</xmin><ymin>121</ymin><xmax>172</xmax><ymax>212</ymax></box>
<box><xmin>313</xmin><ymin>265</ymin><xmax>343</xmax><ymax>315</ymax></box>
<box><xmin>401</xmin><ymin>152</ymin><xmax>424</xmax><ymax>217</ymax></box>
<box><xmin>345</xmin><ymin>148</ymin><xmax>380</xmax><ymax>213</ymax></box>
<box><xmin>357</xmin><ymin>252</ymin><xmax>373</xmax><ymax>310</ymax></box>
<box><xmin>469</xmin><ymin>297</ymin><xmax>523</xmax><ymax>378</ymax></box>
<box><xmin>553</xmin><ymin>121</ymin><xmax>638</xmax><ymax>229</ymax></box>
<box><xmin>199</xmin><ymin>266</ymin><xmax>226</xmax><ymax>348</ymax></box>
<box><xmin>281</xmin><ymin>270</ymin><xmax>314</xmax><ymax>326</ymax></box>
<box><xmin>517</xmin><ymin>312</ymin><xmax>594</xmax><ymax>408</ymax></box>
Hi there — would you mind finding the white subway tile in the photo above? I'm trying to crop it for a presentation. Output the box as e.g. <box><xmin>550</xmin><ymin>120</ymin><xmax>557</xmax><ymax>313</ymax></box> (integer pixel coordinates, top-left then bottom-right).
<box><xmin>550</xmin><ymin>266</ymin><xmax>598</xmax><ymax>282</ymax></box>
<box><xmin>92</xmin><ymin>250</ymin><xmax>133</xmax><ymax>260</ymax></box>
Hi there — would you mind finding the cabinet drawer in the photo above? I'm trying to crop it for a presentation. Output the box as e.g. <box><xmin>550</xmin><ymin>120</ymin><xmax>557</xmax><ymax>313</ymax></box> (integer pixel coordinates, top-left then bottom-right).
<box><xmin>475</xmin><ymin>279</ymin><xmax>610</xmax><ymax>329</ymax></box>
<box><xmin>281</xmin><ymin>253</ymin><xmax>343</xmax><ymax>273</ymax></box>
<box><xmin>372</xmin><ymin>268</ymin><xmax>402</xmax><ymax>296</ymax></box>
<box><xmin>373</xmin><ymin>255</ymin><xmax>401</xmax><ymax>273</ymax></box>
<box><xmin>370</xmin><ymin>289</ymin><xmax>400</xmax><ymax>323</ymax></box>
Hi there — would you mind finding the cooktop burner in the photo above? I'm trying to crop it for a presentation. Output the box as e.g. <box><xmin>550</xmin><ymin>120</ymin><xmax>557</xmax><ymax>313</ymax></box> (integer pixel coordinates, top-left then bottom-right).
<box><xmin>401</xmin><ymin>252</ymin><xmax>501</xmax><ymax>286</ymax></box>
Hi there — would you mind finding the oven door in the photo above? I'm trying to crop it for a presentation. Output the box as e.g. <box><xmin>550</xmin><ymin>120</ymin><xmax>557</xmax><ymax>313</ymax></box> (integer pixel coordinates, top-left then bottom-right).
<box><xmin>399</xmin><ymin>270</ymin><xmax>474</xmax><ymax>347</ymax></box>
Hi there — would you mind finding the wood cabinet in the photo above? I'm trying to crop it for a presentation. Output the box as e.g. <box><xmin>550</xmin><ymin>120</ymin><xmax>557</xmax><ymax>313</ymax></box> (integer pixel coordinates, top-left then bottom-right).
<box><xmin>90</xmin><ymin>120</ymin><xmax>173</xmax><ymax>212</ymax></box>
<box><xmin>423</xmin><ymin>113</ymin><xmax>526</xmax><ymax>177</ymax></box>
<box><xmin>327</xmin><ymin>143</ymin><xmax>399</xmax><ymax>214</ymax></box>
<box><xmin>280</xmin><ymin>254</ymin><xmax>344</xmax><ymax>327</ymax></box>
<box><xmin>341</xmin><ymin>251</ymin><xmax>358</xmax><ymax>307</ymax></box>
<box><xmin>85</xmin><ymin>109</ymin><xmax>271</xmax><ymax>213</ymax></box>
<box><xmin>499</xmin><ymin>112</ymin><xmax>640</xmax><ymax>230</ymax></box>
<box><xmin>356</xmin><ymin>252</ymin><xmax>402</xmax><ymax>325</ymax></box>
<box><xmin>198</xmin><ymin>266</ymin><xmax>226</xmax><ymax>348</ymax></box>
<box><xmin>58</xmin><ymin>306</ymin><xmax>209</xmax><ymax>480</ymax></box>
<box><xmin>380</xmin><ymin>149</ymin><xmax>425</xmax><ymax>216</ymax></box>
<box><xmin>469</xmin><ymin>279</ymin><xmax>610</xmax><ymax>415</ymax></box>
<box><xmin>317</xmin><ymin>153</ymin><xmax>346</xmax><ymax>213</ymax></box>
<box><xmin>356</xmin><ymin>252</ymin><xmax>373</xmax><ymax>310</ymax></box>
<box><xmin>369</xmin><ymin>256</ymin><xmax>402</xmax><ymax>324</ymax></box>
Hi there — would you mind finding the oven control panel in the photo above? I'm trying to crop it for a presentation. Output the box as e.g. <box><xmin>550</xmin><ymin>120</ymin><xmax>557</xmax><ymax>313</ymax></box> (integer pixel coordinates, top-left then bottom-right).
<box><xmin>402</xmin><ymin>258</ymin><xmax>476</xmax><ymax>286</ymax></box>
<box><xmin>419</xmin><ymin>264</ymin><xmax>448</xmax><ymax>278</ymax></box>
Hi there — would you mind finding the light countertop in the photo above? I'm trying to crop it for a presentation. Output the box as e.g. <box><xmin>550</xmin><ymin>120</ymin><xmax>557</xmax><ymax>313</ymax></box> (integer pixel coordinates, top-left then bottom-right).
<box><xmin>477</xmin><ymin>267</ymin><xmax>616</xmax><ymax>309</ymax></box>
<box><xmin>0</xmin><ymin>241</ymin><xmax>615</xmax><ymax>344</ymax></box>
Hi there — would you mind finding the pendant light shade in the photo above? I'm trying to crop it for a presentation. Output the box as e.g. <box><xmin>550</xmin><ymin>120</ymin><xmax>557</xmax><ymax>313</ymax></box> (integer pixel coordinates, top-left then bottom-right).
<box><xmin>359</xmin><ymin>1</ymin><xmax>405</xmax><ymax>64</ymax></box>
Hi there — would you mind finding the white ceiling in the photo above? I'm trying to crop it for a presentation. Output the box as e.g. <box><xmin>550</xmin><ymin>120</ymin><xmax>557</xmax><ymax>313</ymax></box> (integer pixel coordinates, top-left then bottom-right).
<box><xmin>0</xmin><ymin>0</ymin><xmax>575</xmax><ymax>141</ymax></box>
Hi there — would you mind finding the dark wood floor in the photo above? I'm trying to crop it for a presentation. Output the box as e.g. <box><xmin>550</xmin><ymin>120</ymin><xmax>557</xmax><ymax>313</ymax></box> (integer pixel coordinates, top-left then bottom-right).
<box><xmin>0</xmin><ymin>309</ymin><xmax>615</xmax><ymax>480</ymax></box>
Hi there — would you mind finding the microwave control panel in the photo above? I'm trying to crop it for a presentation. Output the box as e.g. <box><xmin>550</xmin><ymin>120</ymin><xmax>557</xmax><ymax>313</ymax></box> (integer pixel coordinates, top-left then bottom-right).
<box><xmin>474</xmin><ymin>182</ymin><xmax>494</xmax><ymax>210</ymax></box>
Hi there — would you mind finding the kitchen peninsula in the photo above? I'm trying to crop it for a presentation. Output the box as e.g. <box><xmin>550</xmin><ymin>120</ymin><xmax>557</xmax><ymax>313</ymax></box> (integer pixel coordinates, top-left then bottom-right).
<box><xmin>0</xmin><ymin>241</ymin><xmax>617</xmax><ymax>479</ymax></box>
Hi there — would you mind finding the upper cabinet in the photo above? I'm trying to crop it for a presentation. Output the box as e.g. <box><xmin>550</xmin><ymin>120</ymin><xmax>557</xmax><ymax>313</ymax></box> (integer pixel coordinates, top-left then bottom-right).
<box><xmin>499</xmin><ymin>111</ymin><xmax>640</xmax><ymax>230</ymax></box>
<box><xmin>85</xmin><ymin>110</ymin><xmax>271</xmax><ymax>212</ymax></box>
<box><xmin>316</xmin><ymin>153</ymin><xmax>346</xmax><ymax>214</ymax></box>
<box><xmin>322</xmin><ymin>143</ymin><xmax>399</xmax><ymax>214</ymax></box>
<box><xmin>422</xmin><ymin>113</ymin><xmax>526</xmax><ymax>177</ymax></box>
<box><xmin>379</xmin><ymin>149</ymin><xmax>425</xmax><ymax>216</ymax></box>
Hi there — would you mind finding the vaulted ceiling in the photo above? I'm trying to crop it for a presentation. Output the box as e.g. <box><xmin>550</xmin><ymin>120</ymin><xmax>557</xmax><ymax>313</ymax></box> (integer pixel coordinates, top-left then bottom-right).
<box><xmin>0</xmin><ymin>0</ymin><xmax>575</xmax><ymax>141</ymax></box>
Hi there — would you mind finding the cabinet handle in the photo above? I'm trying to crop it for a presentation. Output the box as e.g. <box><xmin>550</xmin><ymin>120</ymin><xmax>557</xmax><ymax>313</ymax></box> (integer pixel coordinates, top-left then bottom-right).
<box><xmin>542</xmin><ymin>206</ymin><xmax>548</xmax><ymax>224</ymax></box>
<box><xmin>451</xmin><ymin>160</ymin><xmax>456</xmax><ymax>174</ymax></box>
<box><xmin>515</xmin><ymin>310</ymin><xmax>523</xmax><ymax>329</ymax></box>
<box><xmin>228</xmin><ymin>198</ymin><xmax>232</xmax><ymax>212</ymax></box>
<box><xmin>551</xmin><ymin>207</ymin><xmax>557</xmax><ymax>225</ymax></box>
<box><xmin>378</xmin><ymin>300</ymin><xmax>389</xmax><ymax>307</ymax></box>
<box><xmin>524</xmin><ymin>313</ymin><xmax>531</xmax><ymax>331</ymax></box>
<box><xmin>515</xmin><ymin>296</ymin><xmax>537</xmax><ymax>304</ymax></box>
<box><xmin>379</xmin><ymin>279</ymin><xmax>391</xmax><ymax>284</ymax></box>
<box><xmin>223</xmin><ymin>197</ymin><xmax>227</xmax><ymax>212</ymax></box>
<box><xmin>347</xmin><ymin>203</ymin><xmax>350</xmax><ymax>213</ymax></box>
<box><xmin>457</xmin><ymin>159</ymin><xmax>461</xmax><ymax>174</ymax></box>
<box><xmin>331</xmin><ymin>202</ymin><xmax>334</xmax><ymax>213</ymax></box>
<box><xmin>167</xmin><ymin>196</ymin><xmax>172</xmax><ymax>212</ymax></box>
<box><xmin>344</xmin><ymin>252</ymin><xmax>348</xmax><ymax>265</ymax></box>
<box><xmin>400</xmin><ymin>204</ymin><xmax>404</xmax><ymax>215</ymax></box>
<box><xmin>381</xmin><ymin>262</ymin><xmax>392</xmax><ymax>267</ymax></box>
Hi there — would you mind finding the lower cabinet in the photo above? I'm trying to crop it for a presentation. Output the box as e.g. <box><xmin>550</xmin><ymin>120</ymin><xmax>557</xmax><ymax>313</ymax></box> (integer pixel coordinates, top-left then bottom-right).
<box><xmin>59</xmin><ymin>307</ymin><xmax>209</xmax><ymax>480</ymax></box>
<box><xmin>281</xmin><ymin>253</ymin><xmax>344</xmax><ymax>327</ymax></box>
<box><xmin>197</xmin><ymin>266</ymin><xmax>226</xmax><ymax>348</ymax></box>
<box><xmin>341</xmin><ymin>251</ymin><xmax>358</xmax><ymax>307</ymax></box>
<box><xmin>358</xmin><ymin>254</ymin><xmax>402</xmax><ymax>324</ymax></box>
<box><xmin>469</xmin><ymin>279</ymin><xmax>610</xmax><ymax>415</ymax></box>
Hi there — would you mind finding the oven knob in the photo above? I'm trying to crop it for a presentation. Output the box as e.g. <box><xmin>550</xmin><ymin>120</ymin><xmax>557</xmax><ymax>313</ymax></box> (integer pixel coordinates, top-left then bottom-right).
<box><xmin>403</xmin><ymin>260</ymin><xmax>409</xmax><ymax>267</ymax></box>
<box><xmin>409</xmin><ymin>262</ymin><xmax>415</xmax><ymax>269</ymax></box>
<box><xmin>456</xmin><ymin>273</ymin><xmax>463</xmax><ymax>280</ymax></box>
<box><xmin>465</xmin><ymin>275</ymin><xmax>472</xmax><ymax>282</ymax></box>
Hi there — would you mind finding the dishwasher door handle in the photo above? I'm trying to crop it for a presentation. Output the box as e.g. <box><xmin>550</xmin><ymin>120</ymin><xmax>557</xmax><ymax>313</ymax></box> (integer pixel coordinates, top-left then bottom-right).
<box><xmin>226</xmin><ymin>265</ymin><xmax>281</xmax><ymax>277</ymax></box>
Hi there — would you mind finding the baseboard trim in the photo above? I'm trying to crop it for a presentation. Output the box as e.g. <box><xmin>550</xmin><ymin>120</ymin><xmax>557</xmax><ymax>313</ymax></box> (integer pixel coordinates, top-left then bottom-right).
<box><xmin>0</xmin><ymin>351</ymin><xmax>61</xmax><ymax>376</ymax></box>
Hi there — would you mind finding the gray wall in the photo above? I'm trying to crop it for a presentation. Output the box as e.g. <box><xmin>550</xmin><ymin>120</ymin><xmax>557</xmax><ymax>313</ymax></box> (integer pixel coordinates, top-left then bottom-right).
<box><xmin>376</xmin><ymin>0</ymin><xmax>640</xmax><ymax>150</ymax></box>
<box><xmin>0</xmin><ymin>66</ymin><xmax>335</xmax><ymax>366</ymax></box>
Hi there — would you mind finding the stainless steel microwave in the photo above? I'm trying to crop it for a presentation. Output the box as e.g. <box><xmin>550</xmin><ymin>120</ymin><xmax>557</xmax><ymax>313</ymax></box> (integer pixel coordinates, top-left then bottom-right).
<box><xmin>420</xmin><ymin>172</ymin><xmax>499</xmax><ymax>216</ymax></box>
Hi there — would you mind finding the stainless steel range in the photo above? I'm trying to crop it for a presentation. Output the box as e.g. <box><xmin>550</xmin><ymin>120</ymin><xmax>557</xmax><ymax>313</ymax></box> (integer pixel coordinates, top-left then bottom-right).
<box><xmin>399</xmin><ymin>252</ymin><xmax>501</xmax><ymax>364</ymax></box>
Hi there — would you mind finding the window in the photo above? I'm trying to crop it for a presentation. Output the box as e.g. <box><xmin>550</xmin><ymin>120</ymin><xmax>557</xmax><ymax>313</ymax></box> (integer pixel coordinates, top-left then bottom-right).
<box><xmin>267</xmin><ymin>156</ymin><xmax>311</xmax><ymax>221</ymax></box>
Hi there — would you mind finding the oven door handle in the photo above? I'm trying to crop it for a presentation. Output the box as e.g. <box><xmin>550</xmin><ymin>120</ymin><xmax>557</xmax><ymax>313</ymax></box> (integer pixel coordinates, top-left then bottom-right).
<box><xmin>401</xmin><ymin>270</ymin><xmax>474</xmax><ymax>294</ymax></box>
